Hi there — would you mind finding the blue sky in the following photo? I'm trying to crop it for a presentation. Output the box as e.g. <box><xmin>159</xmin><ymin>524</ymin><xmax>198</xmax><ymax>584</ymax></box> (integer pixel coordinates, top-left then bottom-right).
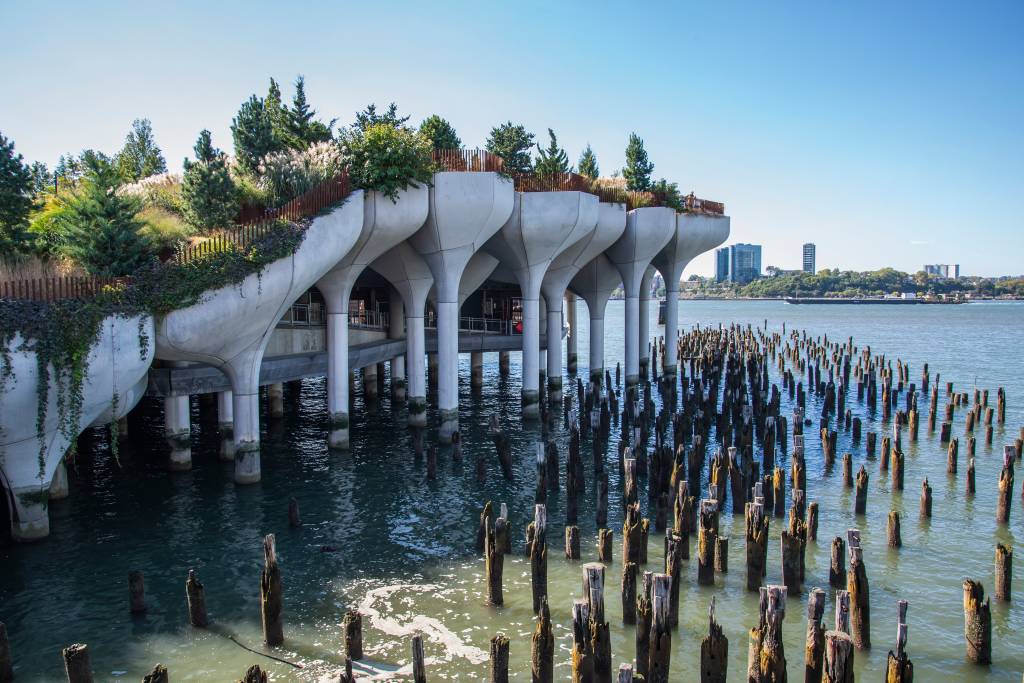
<box><xmin>2</xmin><ymin>1</ymin><xmax>1022</xmax><ymax>276</ymax></box>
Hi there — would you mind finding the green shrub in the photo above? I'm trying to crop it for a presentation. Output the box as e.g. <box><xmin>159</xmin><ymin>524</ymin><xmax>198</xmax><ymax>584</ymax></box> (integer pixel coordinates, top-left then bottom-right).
<box><xmin>182</xmin><ymin>130</ymin><xmax>238</xmax><ymax>231</ymax></box>
<box><xmin>258</xmin><ymin>141</ymin><xmax>344</xmax><ymax>206</ymax></box>
<box><xmin>139</xmin><ymin>206</ymin><xmax>194</xmax><ymax>251</ymax></box>
<box><xmin>342</xmin><ymin>123</ymin><xmax>433</xmax><ymax>200</ymax></box>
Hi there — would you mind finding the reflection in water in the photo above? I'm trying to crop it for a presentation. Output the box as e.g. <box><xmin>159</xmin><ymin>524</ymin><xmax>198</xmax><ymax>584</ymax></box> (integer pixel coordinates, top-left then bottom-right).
<box><xmin>0</xmin><ymin>300</ymin><xmax>1022</xmax><ymax>681</ymax></box>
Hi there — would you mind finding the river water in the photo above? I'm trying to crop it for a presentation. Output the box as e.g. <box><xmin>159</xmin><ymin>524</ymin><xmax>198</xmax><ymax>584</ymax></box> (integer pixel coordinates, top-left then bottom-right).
<box><xmin>1</xmin><ymin>300</ymin><xmax>1021</xmax><ymax>681</ymax></box>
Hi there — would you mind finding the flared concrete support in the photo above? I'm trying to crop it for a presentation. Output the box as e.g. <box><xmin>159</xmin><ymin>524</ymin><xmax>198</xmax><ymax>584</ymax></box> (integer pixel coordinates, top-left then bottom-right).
<box><xmin>164</xmin><ymin>394</ymin><xmax>192</xmax><ymax>471</ymax></box>
<box><xmin>326</xmin><ymin>312</ymin><xmax>351</xmax><ymax>448</ymax></box>
<box><xmin>470</xmin><ymin>351</ymin><xmax>484</xmax><ymax>388</ymax></box>
<box><xmin>410</xmin><ymin>172</ymin><xmax>515</xmax><ymax>441</ymax></box>
<box><xmin>218</xmin><ymin>390</ymin><xmax>235</xmax><ymax>461</ymax></box>
<box><xmin>388</xmin><ymin>294</ymin><xmax>407</xmax><ymax>401</ymax></box>
<box><xmin>49</xmin><ymin>461</ymin><xmax>68</xmax><ymax>500</ymax></box>
<box><xmin>268</xmin><ymin>383</ymin><xmax>284</xmax><ymax>418</ymax></box>
<box><xmin>652</xmin><ymin>212</ymin><xmax>731</xmax><ymax>375</ymax></box>
<box><xmin>639</xmin><ymin>266</ymin><xmax>655</xmax><ymax>378</ymax></box>
<box><xmin>1</xmin><ymin>314</ymin><xmax>155</xmax><ymax>541</ymax></box>
<box><xmin>565</xmin><ymin>293</ymin><xmax>578</xmax><ymax>374</ymax></box>
<box><xmin>570</xmin><ymin>252</ymin><xmax>623</xmax><ymax>388</ymax></box>
<box><xmin>606</xmin><ymin>207</ymin><xmax>676</xmax><ymax>389</ymax></box>
<box><xmin>407</xmin><ymin>316</ymin><xmax>427</xmax><ymax>426</ymax></box>
<box><xmin>546</xmin><ymin>301</ymin><xmax>564</xmax><ymax>401</ymax></box>
<box><xmin>233</xmin><ymin>389</ymin><xmax>261</xmax><ymax>484</ymax></box>
<box><xmin>485</xmin><ymin>190</ymin><xmax>599</xmax><ymax>418</ymax></box>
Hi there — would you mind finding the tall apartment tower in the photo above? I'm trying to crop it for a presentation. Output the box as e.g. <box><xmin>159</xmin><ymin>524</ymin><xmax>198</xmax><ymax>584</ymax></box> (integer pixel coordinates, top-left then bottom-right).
<box><xmin>802</xmin><ymin>243</ymin><xmax>816</xmax><ymax>273</ymax></box>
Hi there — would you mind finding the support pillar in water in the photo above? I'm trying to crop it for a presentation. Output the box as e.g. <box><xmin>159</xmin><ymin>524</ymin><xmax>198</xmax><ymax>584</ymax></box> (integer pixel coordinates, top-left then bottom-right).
<box><xmin>544</xmin><ymin>301</ymin><xmax>563</xmax><ymax>401</ymax></box>
<box><xmin>267</xmin><ymin>383</ymin><xmax>284</xmax><ymax>418</ymax></box>
<box><xmin>639</xmin><ymin>266</ymin><xmax>655</xmax><ymax>379</ymax></box>
<box><xmin>570</xmin><ymin>252</ymin><xmax>625</xmax><ymax>389</ymax></box>
<box><xmin>388</xmin><ymin>293</ymin><xmax>406</xmax><ymax>402</ymax></box>
<box><xmin>499</xmin><ymin>351</ymin><xmax>510</xmax><ymax>377</ymax></box>
<box><xmin>565</xmin><ymin>293</ymin><xmax>578</xmax><ymax>374</ymax></box>
<box><xmin>471</xmin><ymin>351</ymin><xmax>484</xmax><ymax>389</ymax></box>
<box><xmin>363</xmin><ymin>364</ymin><xmax>378</xmax><ymax>401</ymax></box>
<box><xmin>49</xmin><ymin>460</ymin><xmax>69</xmax><ymax>500</ymax></box>
<box><xmin>218</xmin><ymin>390</ymin><xmax>235</xmax><ymax>460</ymax></box>
<box><xmin>164</xmin><ymin>394</ymin><xmax>191</xmax><ymax>471</ymax></box>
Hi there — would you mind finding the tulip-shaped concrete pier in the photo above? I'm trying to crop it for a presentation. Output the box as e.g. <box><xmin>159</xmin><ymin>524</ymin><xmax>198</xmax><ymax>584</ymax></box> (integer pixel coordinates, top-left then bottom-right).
<box><xmin>651</xmin><ymin>212</ymin><xmax>730</xmax><ymax>375</ymax></box>
<box><xmin>317</xmin><ymin>187</ymin><xmax>429</xmax><ymax>449</ymax></box>
<box><xmin>370</xmin><ymin>242</ymin><xmax>434</xmax><ymax>425</ymax></box>
<box><xmin>1</xmin><ymin>314</ymin><xmax>154</xmax><ymax>540</ymax></box>
<box><xmin>484</xmin><ymin>191</ymin><xmax>599</xmax><ymax>417</ymax></box>
<box><xmin>158</xmin><ymin>194</ymin><xmax>366</xmax><ymax>481</ymax></box>
<box><xmin>570</xmin><ymin>254</ymin><xmax>623</xmax><ymax>387</ymax></box>
<box><xmin>541</xmin><ymin>201</ymin><xmax>627</xmax><ymax>400</ymax></box>
<box><xmin>605</xmin><ymin>207</ymin><xmax>676</xmax><ymax>389</ymax></box>
<box><xmin>408</xmin><ymin>172</ymin><xmax>513</xmax><ymax>442</ymax></box>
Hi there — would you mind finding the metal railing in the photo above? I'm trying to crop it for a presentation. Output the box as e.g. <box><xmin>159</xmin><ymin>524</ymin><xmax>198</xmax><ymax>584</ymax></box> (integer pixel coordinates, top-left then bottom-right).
<box><xmin>177</xmin><ymin>170</ymin><xmax>352</xmax><ymax>264</ymax></box>
<box><xmin>279</xmin><ymin>302</ymin><xmax>324</xmax><ymax>327</ymax></box>
<box><xmin>349</xmin><ymin>309</ymin><xmax>390</xmax><ymax>330</ymax></box>
<box><xmin>424</xmin><ymin>314</ymin><xmax>518</xmax><ymax>335</ymax></box>
<box><xmin>0</xmin><ymin>275</ymin><xmax>129</xmax><ymax>302</ymax></box>
<box><xmin>513</xmin><ymin>172</ymin><xmax>592</xmax><ymax>193</ymax></box>
<box><xmin>432</xmin><ymin>148</ymin><xmax>505</xmax><ymax>173</ymax></box>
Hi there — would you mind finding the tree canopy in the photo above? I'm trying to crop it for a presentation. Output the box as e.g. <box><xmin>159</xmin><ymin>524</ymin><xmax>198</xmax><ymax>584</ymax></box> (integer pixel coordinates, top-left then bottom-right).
<box><xmin>115</xmin><ymin>119</ymin><xmax>167</xmax><ymax>182</ymax></box>
<box><xmin>352</xmin><ymin>103</ymin><xmax>409</xmax><ymax>132</ymax></box>
<box><xmin>232</xmin><ymin>95</ymin><xmax>281</xmax><ymax>176</ymax></box>
<box><xmin>534</xmin><ymin>128</ymin><xmax>571</xmax><ymax>175</ymax></box>
<box><xmin>485</xmin><ymin>121</ymin><xmax>534</xmax><ymax>175</ymax></box>
<box><xmin>182</xmin><ymin>130</ymin><xmax>239</xmax><ymax>231</ymax></box>
<box><xmin>419</xmin><ymin>115</ymin><xmax>461</xmax><ymax>151</ymax></box>
<box><xmin>577</xmin><ymin>144</ymin><xmax>599</xmax><ymax>179</ymax></box>
<box><xmin>623</xmin><ymin>132</ymin><xmax>654</xmax><ymax>191</ymax></box>
<box><xmin>0</xmin><ymin>131</ymin><xmax>33</xmax><ymax>256</ymax></box>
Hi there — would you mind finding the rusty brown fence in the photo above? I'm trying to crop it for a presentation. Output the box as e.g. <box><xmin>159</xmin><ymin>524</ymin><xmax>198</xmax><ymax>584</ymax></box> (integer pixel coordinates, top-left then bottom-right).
<box><xmin>0</xmin><ymin>276</ymin><xmax>129</xmax><ymax>302</ymax></box>
<box><xmin>432</xmin><ymin>149</ymin><xmax>504</xmax><ymax>173</ymax></box>
<box><xmin>513</xmin><ymin>172</ymin><xmax>592</xmax><ymax>193</ymax></box>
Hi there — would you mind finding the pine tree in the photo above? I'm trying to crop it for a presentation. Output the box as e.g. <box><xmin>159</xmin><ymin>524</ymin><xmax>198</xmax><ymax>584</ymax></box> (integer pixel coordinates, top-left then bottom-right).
<box><xmin>419</xmin><ymin>115</ymin><xmax>461</xmax><ymax>150</ymax></box>
<box><xmin>58</xmin><ymin>156</ymin><xmax>152</xmax><ymax>276</ymax></box>
<box><xmin>485</xmin><ymin>121</ymin><xmax>535</xmax><ymax>175</ymax></box>
<box><xmin>182</xmin><ymin>130</ymin><xmax>239</xmax><ymax>232</ymax></box>
<box><xmin>265</xmin><ymin>78</ymin><xmax>294</xmax><ymax>148</ymax></box>
<box><xmin>232</xmin><ymin>95</ymin><xmax>279</xmax><ymax>176</ymax></box>
<box><xmin>0</xmin><ymin>131</ymin><xmax>33</xmax><ymax>254</ymax></box>
<box><xmin>577</xmin><ymin>144</ymin><xmax>599</xmax><ymax>179</ymax></box>
<box><xmin>623</xmin><ymin>132</ymin><xmax>654</xmax><ymax>191</ymax></box>
<box><xmin>29</xmin><ymin>161</ymin><xmax>53</xmax><ymax>194</ymax></box>
<box><xmin>534</xmin><ymin>128</ymin><xmax>571</xmax><ymax>175</ymax></box>
<box><xmin>651</xmin><ymin>178</ymin><xmax>683</xmax><ymax>210</ymax></box>
<box><xmin>115</xmin><ymin>119</ymin><xmax>167</xmax><ymax>182</ymax></box>
<box><xmin>353</xmin><ymin>103</ymin><xmax>409</xmax><ymax>132</ymax></box>
<box><xmin>286</xmin><ymin>75</ymin><xmax>334</xmax><ymax>147</ymax></box>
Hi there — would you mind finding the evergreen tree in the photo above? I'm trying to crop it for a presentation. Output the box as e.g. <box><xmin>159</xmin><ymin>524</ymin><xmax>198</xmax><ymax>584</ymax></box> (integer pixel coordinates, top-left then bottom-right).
<box><xmin>115</xmin><ymin>118</ymin><xmax>167</xmax><ymax>182</ymax></box>
<box><xmin>58</xmin><ymin>156</ymin><xmax>152</xmax><ymax>276</ymax></box>
<box><xmin>353</xmin><ymin>103</ymin><xmax>409</xmax><ymax>132</ymax></box>
<box><xmin>232</xmin><ymin>95</ymin><xmax>279</xmax><ymax>176</ymax></box>
<box><xmin>623</xmin><ymin>132</ymin><xmax>654</xmax><ymax>191</ymax></box>
<box><xmin>29</xmin><ymin>161</ymin><xmax>53</xmax><ymax>194</ymax></box>
<box><xmin>419</xmin><ymin>115</ymin><xmax>461</xmax><ymax>150</ymax></box>
<box><xmin>533</xmin><ymin>128</ymin><xmax>571</xmax><ymax>175</ymax></box>
<box><xmin>651</xmin><ymin>178</ymin><xmax>683</xmax><ymax>210</ymax></box>
<box><xmin>0</xmin><ymin>131</ymin><xmax>33</xmax><ymax>254</ymax></box>
<box><xmin>182</xmin><ymin>130</ymin><xmax>239</xmax><ymax>232</ymax></box>
<box><xmin>577</xmin><ymin>144</ymin><xmax>599</xmax><ymax>179</ymax></box>
<box><xmin>287</xmin><ymin>75</ymin><xmax>334</xmax><ymax>146</ymax></box>
<box><xmin>265</xmin><ymin>78</ymin><xmax>293</xmax><ymax>146</ymax></box>
<box><xmin>485</xmin><ymin>121</ymin><xmax>535</xmax><ymax>175</ymax></box>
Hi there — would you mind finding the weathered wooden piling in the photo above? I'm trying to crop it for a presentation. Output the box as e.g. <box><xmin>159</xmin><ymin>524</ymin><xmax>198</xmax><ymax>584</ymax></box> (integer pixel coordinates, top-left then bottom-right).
<box><xmin>287</xmin><ymin>497</ymin><xmax>301</xmax><ymax>528</ymax></box>
<box><xmin>142</xmin><ymin>664</ymin><xmax>169</xmax><ymax>683</ymax></box>
<box><xmin>597</xmin><ymin>472</ymin><xmax>609</xmax><ymax>528</ymax></box>
<box><xmin>664</xmin><ymin>533</ymin><xmax>683</xmax><ymax>628</ymax></box>
<box><xmin>260</xmin><ymin>534</ymin><xmax>283</xmax><ymax>647</ymax></box>
<box><xmin>584</xmin><ymin>563</ymin><xmax>612</xmax><ymax>682</ymax></box>
<box><xmin>920</xmin><ymin>479</ymin><xmax>932</xmax><ymax>519</ymax></box>
<box><xmin>715</xmin><ymin>536</ymin><xmax>729</xmax><ymax>573</ymax></box>
<box><xmin>125</xmin><ymin>570</ymin><xmax>147</xmax><ymax>615</ymax></box>
<box><xmin>822</xmin><ymin>631</ymin><xmax>854</xmax><ymax>683</ymax></box>
<box><xmin>571</xmin><ymin>600</ymin><xmax>593</xmax><ymax>683</ymax></box>
<box><xmin>239</xmin><ymin>664</ymin><xmax>268</xmax><ymax>683</ymax></box>
<box><xmin>565</xmin><ymin>525</ymin><xmax>581</xmax><ymax>560</ymax></box>
<box><xmin>701</xmin><ymin>597</ymin><xmax>728</xmax><ymax>683</ymax></box>
<box><xmin>842</xmin><ymin>454</ymin><xmax>852</xmax><ymax>487</ymax></box>
<box><xmin>807</xmin><ymin>501</ymin><xmax>819</xmax><ymax>541</ymax></box>
<box><xmin>835</xmin><ymin>590</ymin><xmax>850</xmax><ymax>634</ymax></box>
<box><xmin>531</xmin><ymin>599</ymin><xmax>554</xmax><ymax>683</ymax></box>
<box><xmin>343</xmin><ymin>609</ymin><xmax>362</xmax><ymax>660</ymax></box>
<box><xmin>854</xmin><ymin>465</ymin><xmax>868</xmax><ymax>515</ymax></box>
<box><xmin>996</xmin><ymin>446</ymin><xmax>1014</xmax><ymax>524</ymax></box>
<box><xmin>598</xmin><ymin>528</ymin><xmax>613</xmax><ymax>563</ymax></box>
<box><xmin>62</xmin><ymin>644</ymin><xmax>93</xmax><ymax>683</ymax></box>
<box><xmin>477</xmin><ymin>501</ymin><xmax>493</xmax><ymax>553</ymax></box>
<box><xmin>489</xmin><ymin>634</ymin><xmax>509</xmax><ymax>683</ymax></box>
<box><xmin>748</xmin><ymin>585</ymin><xmax>787</xmax><ymax>682</ymax></box>
<box><xmin>846</xmin><ymin>530</ymin><xmax>870</xmax><ymax>650</ymax></box>
<box><xmin>0</xmin><ymin>622</ymin><xmax>13</xmax><ymax>683</ymax></box>
<box><xmin>947</xmin><ymin>438</ymin><xmax>958</xmax><ymax>474</ymax></box>
<box><xmin>962</xmin><ymin>579</ymin><xmax>991</xmax><ymax>664</ymax></box>
<box><xmin>338</xmin><ymin>657</ymin><xmax>355</xmax><ymax>683</ymax></box>
<box><xmin>772</xmin><ymin>467</ymin><xmax>785</xmax><ymax>518</ymax></box>
<box><xmin>884</xmin><ymin>600</ymin><xmax>914</xmax><ymax>682</ymax></box>
<box><xmin>866</xmin><ymin>431</ymin><xmax>876</xmax><ymax>458</ymax></box>
<box><xmin>746</xmin><ymin>497</ymin><xmax>769</xmax><ymax>592</ymax></box>
<box><xmin>412</xmin><ymin>634</ymin><xmax>427</xmax><ymax>683</ymax></box>
<box><xmin>995</xmin><ymin>544</ymin><xmax>1012</xmax><ymax>602</ymax></box>
<box><xmin>698</xmin><ymin>499</ymin><xmax>718</xmax><ymax>586</ymax></box>
<box><xmin>887</xmin><ymin>511</ymin><xmax>902</xmax><ymax>548</ymax></box>
<box><xmin>186</xmin><ymin>569</ymin><xmax>208</xmax><ymax>627</ymax></box>
<box><xmin>966</xmin><ymin>457</ymin><xmax>976</xmax><ymax>495</ymax></box>
<box><xmin>892</xmin><ymin>446</ymin><xmax>905</xmax><ymax>491</ymax></box>
<box><xmin>621</xmin><ymin>561</ymin><xmax>638</xmax><ymax>625</ymax></box>
<box><xmin>804</xmin><ymin>588</ymin><xmax>826</xmax><ymax>683</ymax></box>
<box><xmin>426</xmin><ymin>445</ymin><xmax>437</xmax><ymax>479</ymax></box>
<box><xmin>528</xmin><ymin>505</ymin><xmax>548</xmax><ymax>613</ymax></box>
<box><xmin>647</xmin><ymin>574</ymin><xmax>672</xmax><ymax>683</ymax></box>
<box><xmin>635</xmin><ymin>572</ymin><xmax>653</xmax><ymax>679</ymax></box>
<box><xmin>485</xmin><ymin>515</ymin><xmax>506</xmax><ymax>606</ymax></box>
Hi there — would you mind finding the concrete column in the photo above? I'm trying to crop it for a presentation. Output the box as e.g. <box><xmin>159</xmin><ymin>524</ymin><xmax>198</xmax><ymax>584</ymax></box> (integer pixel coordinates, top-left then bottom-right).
<box><xmin>546</xmin><ymin>298</ymin><xmax>563</xmax><ymax>401</ymax></box>
<box><xmin>471</xmin><ymin>351</ymin><xmax>484</xmax><ymax>388</ymax></box>
<box><xmin>8</xmin><ymin>486</ymin><xmax>49</xmax><ymax>541</ymax></box>
<box><xmin>624</xmin><ymin>295</ymin><xmax>641</xmax><ymax>389</ymax></box>
<box><xmin>233</xmin><ymin>389</ymin><xmax>261</xmax><ymax>484</ymax></box>
<box><xmin>364</xmin><ymin>364</ymin><xmax>379</xmax><ymax>401</ymax></box>
<box><xmin>164</xmin><ymin>394</ymin><xmax>191</xmax><ymax>471</ymax></box>
<box><xmin>327</xmin><ymin>311</ymin><xmax>350</xmax><ymax>449</ymax></box>
<box><xmin>664</xmin><ymin>286</ymin><xmax>679</xmax><ymax>375</ymax></box>
<box><xmin>218</xmin><ymin>390</ymin><xmax>235</xmax><ymax>461</ymax></box>
<box><xmin>389</xmin><ymin>296</ymin><xmax>407</xmax><ymax>402</ymax></box>
<box><xmin>590</xmin><ymin>315</ymin><xmax>605</xmax><ymax>387</ymax></box>
<box><xmin>268</xmin><ymin>383</ymin><xmax>285</xmax><ymax>418</ymax></box>
<box><xmin>565</xmin><ymin>293</ymin><xmax>578</xmax><ymax>374</ymax></box>
<box><xmin>521</xmin><ymin>297</ymin><xmax>541</xmax><ymax>418</ymax></box>
<box><xmin>49</xmin><ymin>461</ymin><xmax>69</xmax><ymax>500</ymax></box>
<box><xmin>639</xmin><ymin>268</ymin><xmax>655</xmax><ymax>379</ymax></box>
<box><xmin>499</xmin><ymin>351</ymin><xmax>510</xmax><ymax>377</ymax></box>
<box><xmin>437</xmin><ymin>300</ymin><xmax>460</xmax><ymax>441</ymax></box>
<box><xmin>407</xmin><ymin>314</ymin><xmax>427</xmax><ymax>426</ymax></box>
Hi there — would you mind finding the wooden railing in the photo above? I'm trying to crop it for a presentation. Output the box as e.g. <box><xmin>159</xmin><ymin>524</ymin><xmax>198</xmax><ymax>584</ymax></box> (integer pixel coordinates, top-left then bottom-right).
<box><xmin>683</xmin><ymin>193</ymin><xmax>725</xmax><ymax>215</ymax></box>
<box><xmin>176</xmin><ymin>170</ymin><xmax>352</xmax><ymax>264</ymax></box>
<box><xmin>432</xmin><ymin>148</ymin><xmax>505</xmax><ymax>173</ymax></box>
<box><xmin>0</xmin><ymin>276</ymin><xmax>128</xmax><ymax>302</ymax></box>
<box><xmin>513</xmin><ymin>172</ymin><xmax>592</xmax><ymax>193</ymax></box>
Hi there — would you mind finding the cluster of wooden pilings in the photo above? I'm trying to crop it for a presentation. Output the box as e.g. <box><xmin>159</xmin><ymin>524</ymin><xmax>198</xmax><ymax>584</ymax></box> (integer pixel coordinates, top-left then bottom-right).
<box><xmin>2</xmin><ymin>323</ymin><xmax>1019</xmax><ymax>681</ymax></box>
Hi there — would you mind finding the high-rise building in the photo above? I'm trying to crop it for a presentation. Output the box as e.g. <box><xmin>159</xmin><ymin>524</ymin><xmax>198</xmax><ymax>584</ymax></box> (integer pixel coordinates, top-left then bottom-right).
<box><xmin>802</xmin><ymin>243</ymin><xmax>816</xmax><ymax>273</ymax></box>
<box><xmin>924</xmin><ymin>264</ymin><xmax>960</xmax><ymax>279</ymax></box>
<box><xmin>715</xmin><ymin>243</ymin><xmax>762</xmax><ymax>284</ymax></box>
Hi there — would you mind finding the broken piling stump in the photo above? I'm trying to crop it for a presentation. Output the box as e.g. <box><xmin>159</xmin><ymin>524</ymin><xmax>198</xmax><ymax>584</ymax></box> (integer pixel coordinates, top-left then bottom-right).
<box><xmin>822</xmin><ymin>631</ymin><xmax>854</xmax><ymax>683</ymax></box>
<box><xmin>260</xmin><ymin>534</ymin><xmax>283</xmax><ymax>647</ymax></box>
<box><xmin>489</xmin><ymin>633</ymin><xmax>509</xmax><ymax>683</ymax></box>
<box><xmin>700</xmin><ymin>597</ymin><xmax>728</xmax><ymax>683</ymax></box>
<box><xmin>995</xmin><ymin>544</ymin><xmax>1012</xmax><ymax>602</ymax></box>
<box><xmin>412</xmin><ymin>634</ymin><xmax>427</xmax><ymax>682</ymax></box>
<box><xmin>963</xmin><ymin>579</ymin><xmax>992</xmax><ymax>664</ymax></box>
<box><xmin>343</xmin><ymin>609</ymin><xmax>362</xmax><ymax>660</ymax></box>
<box><xmin>62</xmin><ymin>644</ymin><xmax>93</xmax><ymax>683</ymax></box>
<box><xmin>531</xmin><ymin>599</ymin><xmax>554</xmax><ymax>683</ymax></box>
<box><xmin>804</xmin><ymin>588</ymin><xmax>826</xmax><ymax>683</ymax></box>
<box><xmin>186</xmin><ymin>569</ymin><xmax>208</xmax><ymax>627</ymax></box>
